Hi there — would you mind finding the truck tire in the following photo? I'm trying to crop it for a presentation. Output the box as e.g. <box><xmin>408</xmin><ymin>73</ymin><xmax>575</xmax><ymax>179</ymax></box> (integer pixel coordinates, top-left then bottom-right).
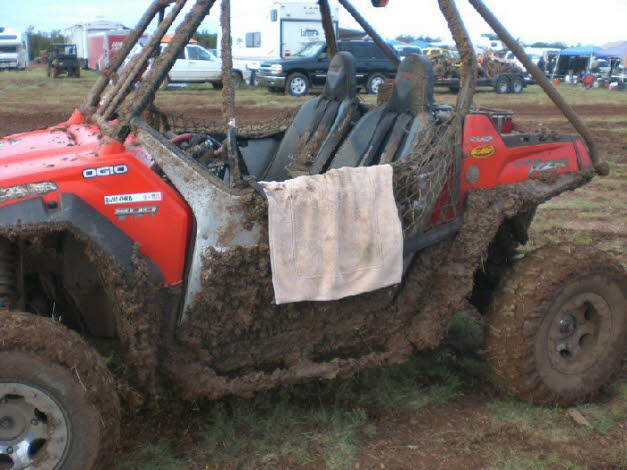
<box><xmin>486</xmin><ymin>244</ymin><xmax>626</xmax><ymax>406</ymax></box>
<box><xmin>511</xmin><ymin>75</ymin><xmax>524</xmax><ymax>94</ymax></box>
<box><xmin>51</xmin><ymin>67</ymin><xmax>59</xmax><ymax>79</ymax></box>
<box><xmin>495</xmin><ymin>75</ymin><xmax>510</xmax><ymax>94</ymax></box>
<box><xmin>0</xmin><ymin>311</ymin><xmax>120</xmax><ymax>470</ymax></box>
<box><xmin>286</xmin><ymin>72</ymin><xmax>309</xmax><ymax>96</ymax></box>
<box><xmin>74</xmin><ymin>66</ymin><xmax>81</xmax><ymax>78</ymax></box>
<box><xmin>367</xmin><ymin>72</ymin><xmax>386</xmax><ymax>95</ymax></box>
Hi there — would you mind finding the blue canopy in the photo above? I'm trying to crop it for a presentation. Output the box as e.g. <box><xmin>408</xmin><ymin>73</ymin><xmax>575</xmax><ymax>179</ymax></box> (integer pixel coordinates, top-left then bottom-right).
<box><xmin>387</xmin><ymin>39</ymin><xmax>407</xmax><ymax>46</ymax></box>
<box><xmin>597</xmin><ymin>42</ymin><xmax>627</xmax><ymax>58</ymax></box>
<box><xmin>559</xmin><ymin>46</ymin><xmax>601</xmax><ymax>56</ymax></box>
<box><xmin>410</xmin><ymin>40</ymin><xmax>432</xmax><ymax>48</ymax></box>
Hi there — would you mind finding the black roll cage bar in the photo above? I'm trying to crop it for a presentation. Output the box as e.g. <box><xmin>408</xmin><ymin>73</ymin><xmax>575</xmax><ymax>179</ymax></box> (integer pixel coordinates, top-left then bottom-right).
<box><xmin>82</xmin><ymin>0</ymin><xmax>606</xmax><ymax>176</ymax></box>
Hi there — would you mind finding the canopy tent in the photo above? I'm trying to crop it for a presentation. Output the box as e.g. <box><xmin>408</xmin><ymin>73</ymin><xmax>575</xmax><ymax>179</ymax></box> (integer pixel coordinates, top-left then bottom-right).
<box><xmin>558</xmin><ymin>46</ymin><xmax>601</xmax><ymax>56</ymax></box>
<box><xmin>387</xmin><ymin>39</ymin><xmax>408</xmax><ymax>46</ymax></box>
<box><xmin>597</xmin><ymin>42</ymin><xmax>627</xmax><ymax>59</ymax></box>
<box><xmin>410</xmin><ymin>40</ymin><xmax>433</xmax><ymax>48</ymax></box>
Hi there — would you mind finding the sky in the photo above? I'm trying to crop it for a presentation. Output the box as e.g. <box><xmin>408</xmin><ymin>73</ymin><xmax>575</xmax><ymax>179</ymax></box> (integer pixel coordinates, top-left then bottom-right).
<box><xmin>3</xmin><ymin>0</ymin><xmax>626</xmax><ymax>47</ymax></box>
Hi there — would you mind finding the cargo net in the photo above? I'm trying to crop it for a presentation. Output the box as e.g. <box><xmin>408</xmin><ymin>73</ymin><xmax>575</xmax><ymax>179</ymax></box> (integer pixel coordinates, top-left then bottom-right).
<box><xmin>144</xmin><ymin>106</ymin><xmax>299</xmax><ymax>139</ymax></box>
<box><xmin>391</xmin><ymin>114</ymin><xmax>462</xmax><ymax>239</ymax></box>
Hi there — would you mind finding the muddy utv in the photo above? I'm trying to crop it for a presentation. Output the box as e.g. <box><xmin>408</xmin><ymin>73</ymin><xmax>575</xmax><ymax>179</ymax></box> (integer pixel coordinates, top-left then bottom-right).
<box><xmin>47</xmin><ymin>43</ymin><xmax>81</xmax><ymax>79</ymax></box>
<box><xmin>0</xmin><ymin>0</ymin><xmax>625</xmax><ymax>469</ymax></box>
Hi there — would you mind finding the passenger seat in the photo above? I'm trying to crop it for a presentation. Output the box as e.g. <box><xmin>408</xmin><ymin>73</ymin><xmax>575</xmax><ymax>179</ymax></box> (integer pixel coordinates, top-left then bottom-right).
<box><xmin>328</xmin><ymin>54</ymin><xmax>435</xmax><ymax>169</ymax></box>
<box><xmin>261</xmin><ymin>51</ymin><xmax>364</xmax><ymax>181</ymax></box>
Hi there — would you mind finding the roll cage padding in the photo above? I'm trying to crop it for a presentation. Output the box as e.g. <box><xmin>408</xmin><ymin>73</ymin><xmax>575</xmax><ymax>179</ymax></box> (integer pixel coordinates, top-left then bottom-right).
<box><xmin>329</xmin><ymin>54</ymin><xmax>435</xmax><ymax>169</ymax></box>
<box><xmin>261</xmin><ymin>51</ymin><xmax>363</xmax><ymax>181</ymax></box>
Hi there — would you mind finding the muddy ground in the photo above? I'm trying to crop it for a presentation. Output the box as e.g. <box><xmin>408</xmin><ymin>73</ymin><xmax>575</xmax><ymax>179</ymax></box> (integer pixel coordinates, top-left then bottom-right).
<box><xmin>0</xmin><ymin>70</ymin><xmax>625</xmax><ymax>469</ymax></box>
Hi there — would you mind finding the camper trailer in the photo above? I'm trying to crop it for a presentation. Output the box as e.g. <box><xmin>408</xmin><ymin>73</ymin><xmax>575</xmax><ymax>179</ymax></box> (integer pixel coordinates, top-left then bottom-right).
<box><xmin>65</xmin><ymin>20</ymin><xmax>128</xmax><ymax>68</ymax></box>
<box><xmin>0</xmin><ymin>27</ymin><xmax>28</xmax><ymax>70</ymax></box>
<box><xmin>219</xmin><ymin>0</ymin><xmax>339</xmax><ymax>84</ymax></box>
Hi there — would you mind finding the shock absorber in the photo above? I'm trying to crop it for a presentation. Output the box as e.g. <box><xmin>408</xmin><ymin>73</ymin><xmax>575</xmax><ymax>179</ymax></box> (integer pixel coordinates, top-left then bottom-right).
<box><xmin>0</xmin><ymin>239</ymin><xmax>17</xmax><ymax>310</ymax></box>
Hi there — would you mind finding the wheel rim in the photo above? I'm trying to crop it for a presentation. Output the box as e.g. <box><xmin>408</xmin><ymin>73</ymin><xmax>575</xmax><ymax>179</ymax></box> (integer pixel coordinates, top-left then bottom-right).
<box><xmin>513</xmin><ymin>79</ymin><xmax>523</xmax><ymax>92</ymax></box>
<box><xmin>498</xmin><ymin>80</ymin><xmax>508</xmax><ymax>93</ymax></box>
<box><xmin>290</xmin><ymin>77</ymin><xmax>307</xmax><ymax>95</ymax></box>
<box><xmin>547</xmin><ymin>292</ymin><xmax>611</xmax><ymax>375</ymax></box>
<box><xmin>371</xmin><ymin>76</ymin><xmax>384</xmax><ymax>94</ymax></box>
<box><xmin>0</xmin><ymin>383</ymin><xmax>69</xmax><ymax>470</ymax></box>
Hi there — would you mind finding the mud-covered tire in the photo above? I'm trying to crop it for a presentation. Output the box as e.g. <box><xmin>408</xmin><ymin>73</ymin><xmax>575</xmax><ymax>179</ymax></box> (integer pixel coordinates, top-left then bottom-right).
<box><xmin>51</xmin><ymin>67</ymin><xmax>59</xmax><ymax>79</ymax></box>
<box><xmin>511</xmin><ymin>75</ymin><xmax>524</xmax><ymax>94</ymax></box>
<box><xmin>495</xmin><ymin>75</ymin><xmax>510</xmax><ymax>94</ymax></box>
<box><xmin>0</xmin><ymin>312</ymin><xmax>120</xmax><ymax>469</ymax></box>
<box><xmin>486</xmin><ymin>244</ymin><xmax>626</xmax><ymax>406</ymax></box>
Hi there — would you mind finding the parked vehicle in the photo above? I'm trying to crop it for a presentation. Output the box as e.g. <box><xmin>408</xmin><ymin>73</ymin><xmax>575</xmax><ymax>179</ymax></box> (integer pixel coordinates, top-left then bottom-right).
<box><xmin>0</xmin><ymin>1</ymin><xmax>623</xmax><ymax>469</ymax></box>
<box><xmin>221</xmin><ymin>0</ymin><xmax>339</xmax><ymax>85</ymax></box>
<box><xmin>0</xmin><ymin>27</ymin><xmax>28</xmax><ymax>70</ymax></box>
<box><xmin>257</xmin><ymin>39</ymin><xmax>399</xmax><ymax>95</ymax></box>
<box><xmin>47</xmin><ymin>43</ymin><xmax>80</xmax><ymax>78</ymax></box>
<box><xmin>394</xmin><ymin>45</ymin><xmax>424</xmax><ymax>59</ymax></box>
<box><xmin>65</xmin><ymin>20</ymin><xmax>128</xmax><ymax>69</ymax></box>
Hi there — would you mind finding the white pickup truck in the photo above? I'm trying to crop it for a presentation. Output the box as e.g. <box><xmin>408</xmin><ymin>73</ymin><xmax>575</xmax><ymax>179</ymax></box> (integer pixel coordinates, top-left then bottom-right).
<box><xmin>125</xmin><ymin>39</ymin><xmax>245</xmax><ymax>89</ymax></box>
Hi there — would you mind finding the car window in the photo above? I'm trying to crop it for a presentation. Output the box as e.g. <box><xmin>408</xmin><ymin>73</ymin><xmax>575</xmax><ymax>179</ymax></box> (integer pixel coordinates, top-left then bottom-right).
<box><xmin>293</xmin><ymin>42</ymin><xmax>324</xmax><ymax>58</ymax></box>
<box><xmin>187</xmin><ymin>46</ymin><xmax>213</xmax><ymax>61</ymax></box>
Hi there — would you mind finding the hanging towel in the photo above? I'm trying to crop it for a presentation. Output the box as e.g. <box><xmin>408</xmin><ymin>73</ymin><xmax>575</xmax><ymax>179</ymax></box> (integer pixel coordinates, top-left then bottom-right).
<box><xmin>260</xmin><ymin>164</ymin><xmax>403</xmax><ymax>305</ymax></box>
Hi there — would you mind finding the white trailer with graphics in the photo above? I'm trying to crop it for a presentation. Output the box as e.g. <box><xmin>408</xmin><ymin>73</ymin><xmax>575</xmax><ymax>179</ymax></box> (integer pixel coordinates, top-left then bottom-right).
<box><xmin>219</xmin><ymin>0</ymin><xmax>339</xmax><ymax>85</ymax></box>
<box><xmin>0</xmin><ymin>28</ymin><xmax>29</xmax><ymax>70</ymax></box>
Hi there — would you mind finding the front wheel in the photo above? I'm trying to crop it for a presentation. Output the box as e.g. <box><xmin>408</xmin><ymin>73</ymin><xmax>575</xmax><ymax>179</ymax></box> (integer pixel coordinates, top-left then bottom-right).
<box><xmin>486</xmin><ymin>244</ymin><xmax>626</xmax><ymax>406</ymax></box>
<box><xmin>0</xmin><ymin>312</ymin><xmax>120</xmax><ymax>470</ymax></box>
<box><xmin>366</xmin><ymin>72</ymin><xmax>386</xmax><ymax>95</ymax></box>
<box><xmin>286</xmin><ymin>72</ymin><xmax>309</xmax><ymax>96</ymax></box>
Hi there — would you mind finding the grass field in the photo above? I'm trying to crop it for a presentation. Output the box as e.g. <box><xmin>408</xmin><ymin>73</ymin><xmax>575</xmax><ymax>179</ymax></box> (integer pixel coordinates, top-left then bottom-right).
<box><xmin>0</xmin><ymin>68</ymin><xmax>626</xmax><ymax>470</ymax></box>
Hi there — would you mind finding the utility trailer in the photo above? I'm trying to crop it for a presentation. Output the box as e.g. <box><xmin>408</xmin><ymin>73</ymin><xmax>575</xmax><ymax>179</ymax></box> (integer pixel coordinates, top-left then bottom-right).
<box><xmin>0</xmin><ymin>1</ymin><xmax>624</xmax><ymax>469</ymax></box>
<box><xmin>436</xmin><ymin>72</ymin><xmax>527</xmax><ymax>94</ymax></box>
<box><xmin>87</xmin><ymin>30</ymin><xmax>134</xmax><ymax>71</ymax></box>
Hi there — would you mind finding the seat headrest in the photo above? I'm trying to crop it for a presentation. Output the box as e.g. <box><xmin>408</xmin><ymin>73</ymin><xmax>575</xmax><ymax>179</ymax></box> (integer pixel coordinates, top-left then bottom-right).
<box><xmin>323</xmin><ymin>51</ymin><xmax>357</xmax><ymax>100</ymax></box>
<box><xmin>389</xmin><ymin>54</ymin><xmax>435</xmax><ymax>114</ymax></box>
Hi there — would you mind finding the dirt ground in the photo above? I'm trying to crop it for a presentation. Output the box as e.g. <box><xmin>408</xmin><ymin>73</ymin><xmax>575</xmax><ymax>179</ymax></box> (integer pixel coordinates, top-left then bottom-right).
<box><xmin>0</xmin><ymin>69</ymin><xmax>625</xmax><ymax>470</ymax></box>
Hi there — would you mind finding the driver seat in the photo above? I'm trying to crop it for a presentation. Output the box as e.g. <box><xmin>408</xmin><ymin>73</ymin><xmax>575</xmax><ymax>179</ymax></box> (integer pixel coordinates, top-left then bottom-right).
<box><xmin>260</xmin><ymin>51</ymin><xmax>364</xmax><ymax>181</ymax></box>
<box><xmin>328</xmin><ymin>54</ymin><xmax>435</xmax><ymax>169</ymax></box>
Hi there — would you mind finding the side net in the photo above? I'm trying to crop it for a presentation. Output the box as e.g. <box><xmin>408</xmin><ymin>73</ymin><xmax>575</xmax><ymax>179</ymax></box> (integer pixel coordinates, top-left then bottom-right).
<box><xmin>391</xmin><ymin>114</ymin><xmax>462</xmax><ymax>239</ymax></box>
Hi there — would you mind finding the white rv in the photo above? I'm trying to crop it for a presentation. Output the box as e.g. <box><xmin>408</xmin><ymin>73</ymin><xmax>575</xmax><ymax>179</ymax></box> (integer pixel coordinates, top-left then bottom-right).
<box><xmin>219</xmin><ymin>0</ymin><xmax>339</xmax><ymax>84</ymax></box>
<box><xmin>0</xmin><ymin>28</ymin><xmax>29</xmax><ymax>70</ymax></box>
<box><xmin>65</xmin><ymin>20</ymin><xmax>128</xmax><ymax>68</ymax></box>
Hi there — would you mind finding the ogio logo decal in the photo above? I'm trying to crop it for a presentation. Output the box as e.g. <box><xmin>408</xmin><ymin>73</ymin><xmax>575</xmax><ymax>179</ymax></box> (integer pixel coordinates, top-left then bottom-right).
<box><xmin>83</xmin><ymin>165</ymin><xmax>129</xmax><ymax>179</ymax></box>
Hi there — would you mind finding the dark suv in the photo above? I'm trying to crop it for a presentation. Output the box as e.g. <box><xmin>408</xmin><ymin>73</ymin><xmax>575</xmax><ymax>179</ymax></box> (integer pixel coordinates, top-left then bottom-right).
<box><xmin>257</xmin><ymin>40</ymin><xmax>399</xmax><ymax>96</ymax></box>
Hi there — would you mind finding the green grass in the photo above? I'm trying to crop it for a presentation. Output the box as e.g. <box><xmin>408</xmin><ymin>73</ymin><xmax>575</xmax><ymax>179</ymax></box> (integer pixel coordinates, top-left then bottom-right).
<box><xmin>490</xmin><ymin>451</ymin><xmax>588</xmax><ymax>470</ymax></box>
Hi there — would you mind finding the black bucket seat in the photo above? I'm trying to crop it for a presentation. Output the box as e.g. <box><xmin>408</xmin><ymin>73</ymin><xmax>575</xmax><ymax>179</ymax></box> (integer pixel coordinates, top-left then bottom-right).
<box><xmin>259</xmin><ymin>51</ymin><xmax>364</xmax><ymax>181</ymax></box>
<box><xmin>328</xmin><ymin>54</ymin><xmax>435</xmax><ymax>169</ymax></box>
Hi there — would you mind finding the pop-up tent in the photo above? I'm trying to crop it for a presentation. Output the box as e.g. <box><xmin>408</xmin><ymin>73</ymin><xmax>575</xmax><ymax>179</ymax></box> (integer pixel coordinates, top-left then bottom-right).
<box><xmin>410</xmin><ymin>39</ymin><xmax>433</xmax><ymax>49</ymax></box>
<box><xmin>551</xmin><ymin>45</ymin><xmax>601</xmax><ymax>79</ymax></box>
<box><xmin>598</xmin><ymin>42</ymin><xmax>627</xmax><ymax>59</ymax></box>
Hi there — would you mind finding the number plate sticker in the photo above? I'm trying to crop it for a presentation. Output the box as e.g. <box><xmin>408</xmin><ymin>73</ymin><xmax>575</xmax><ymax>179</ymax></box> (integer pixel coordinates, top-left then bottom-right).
<box><xmin>104</xmin><ymin>192</ymin><xmax>162</xmax><ymax>205</ymax></box>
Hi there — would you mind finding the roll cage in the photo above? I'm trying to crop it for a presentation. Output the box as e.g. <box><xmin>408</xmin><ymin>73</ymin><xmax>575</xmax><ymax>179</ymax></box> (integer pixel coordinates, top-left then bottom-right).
<box><xmin>81</xmin><ymin>0</ymin><xmax>607</xmax><ymax>177</ymax></box>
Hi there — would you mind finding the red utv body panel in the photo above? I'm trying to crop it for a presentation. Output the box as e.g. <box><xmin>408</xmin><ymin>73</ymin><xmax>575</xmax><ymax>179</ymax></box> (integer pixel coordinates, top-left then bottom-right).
<box><xmin>0</xmin><ymin>111</ymin><xmax>192</xmax><ymax>286</ymax></box>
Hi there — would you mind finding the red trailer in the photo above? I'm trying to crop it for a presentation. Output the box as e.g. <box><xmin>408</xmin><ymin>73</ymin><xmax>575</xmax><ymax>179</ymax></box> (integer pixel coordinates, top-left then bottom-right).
<box><xmin>88</xmin><ymin>30</ymin><xmax>135</xmax><ymax>71</ymax></box>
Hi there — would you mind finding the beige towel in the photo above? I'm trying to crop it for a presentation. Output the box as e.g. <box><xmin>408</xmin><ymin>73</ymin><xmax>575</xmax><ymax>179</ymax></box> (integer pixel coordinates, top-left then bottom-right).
<box><xmin>260</xmin><ymin>164</ymin><xmax>403</xmax><ymax>305</ymax></box>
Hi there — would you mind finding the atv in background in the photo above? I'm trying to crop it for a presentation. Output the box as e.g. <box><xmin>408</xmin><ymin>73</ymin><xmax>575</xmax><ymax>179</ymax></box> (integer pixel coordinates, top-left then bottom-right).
<box><xmin>0</xmin><ymin>0</ymin><xmax>623</xmax><ymax>469</ymax></box>
<box><xmin>47</xmin><ymin>43</ymin><xmax>81</xmax><ymax>78</ymax></box>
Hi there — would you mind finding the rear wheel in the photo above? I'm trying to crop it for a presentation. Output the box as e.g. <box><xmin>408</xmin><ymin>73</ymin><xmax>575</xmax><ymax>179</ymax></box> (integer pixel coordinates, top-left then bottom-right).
<box><xmin>486</xmin><ymin>244</ymin><xmax>626</xmax><ymax>406</ymax></box>
<box><xmin>74</xmin><ymin>66</ymin><xmax>81</xmax><ymax>78</ymax></box>
<box><xmin>0</xmin><ymin>312</ymin><xmax>120</xmax><ymax>470</ymax></box>
<box><xmin>286</xmin><ymin>72</ymin><xmax>309</xmax><ymax>96</ymax></box>
<box><xmin>51</xmin><ymin>67</ymin><xmax>59</xmax><ymax>79</ymax></box>
<box><xmin>511</xmin><ymin>75</ymin><xmax>524</xmax><ymax>94</ymax></box>
<box><xmin>366</xmin><ymin>72</ymin><xmax>386</xmax><ymax>95</ymax></box>
<box><xmin>495</xmin><ymin>75</ymin><xmax>510</xmax><ymax>94</ymax></box>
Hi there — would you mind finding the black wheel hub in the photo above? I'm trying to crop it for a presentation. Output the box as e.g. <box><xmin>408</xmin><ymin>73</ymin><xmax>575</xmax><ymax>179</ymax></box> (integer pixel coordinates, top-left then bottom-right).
<box><xmin>547</xmin><ymin>293</ymin><xmax>610</xmax><ymax>374</ymax></box>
